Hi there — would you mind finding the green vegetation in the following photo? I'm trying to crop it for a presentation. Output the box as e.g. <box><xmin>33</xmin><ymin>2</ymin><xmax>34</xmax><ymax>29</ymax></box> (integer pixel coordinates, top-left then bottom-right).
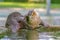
<box><xmin>0</xmin><ymin>34</ymin><xmax>5</xmax><ymax>39</ymax></box>
<box><xmin>0</xmin><ymin>32</ymin><xmax>7</xmax><ymax>39</ymax></box>
<box><xmin>0</xmin><ymin>2</ymin><xmax>45</xmax><ymax>8</ymax></box>
<box><xmin>53</xmin><ymin>32</ymin><xmax>60</xmax><ymax>37</ymax></box>
<box><xmin>0</xmin><ymin>27</ymin><xmax>8</xmax><ymax>39</ymax></box>
<box><xmin>0</xmin><ymin>2</ymin><xmax>60</xmax><ymax>8</ymax></box>
<box><xmin>37</xmin><ymin>26</ymin><xmax>60</xmax><ymax>32</ymax></box>
<box><xmin>51</xmin><ymin>0</ymin><xmax>60</xmax><ymax>4</ymax></box>
<box><xmin>51</xmin><ymin>4</ymin><xmax>60</xmax><ymax>8</ymax></box>
<box><xmin>4</xmin><ymin>0</ymin><xmax>28</xmax><ymax>2</ymax></box>
<box><xmin>3</xmin><ymin>0</ymin><xmax>60</xmax><ymax>4</ymax></box>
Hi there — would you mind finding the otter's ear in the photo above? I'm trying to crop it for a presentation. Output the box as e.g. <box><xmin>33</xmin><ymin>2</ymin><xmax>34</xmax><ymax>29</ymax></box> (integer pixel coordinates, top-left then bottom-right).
<box><xmin>32</xmin><ymin>11</ymin><xmax>37</xmax><ymax>16</ymax></box>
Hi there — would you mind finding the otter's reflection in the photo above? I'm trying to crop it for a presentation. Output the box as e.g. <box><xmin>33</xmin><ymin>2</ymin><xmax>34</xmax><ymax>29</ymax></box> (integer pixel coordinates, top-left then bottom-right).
<box><xmin>18</xmin><ymin>29</ymin><xmax>39</xmax><ymax>40</ymax></box>
<box><xmin>26</xmin><ymin>30</ymin><xmax>39</xmax><ymax>40</ymax></box>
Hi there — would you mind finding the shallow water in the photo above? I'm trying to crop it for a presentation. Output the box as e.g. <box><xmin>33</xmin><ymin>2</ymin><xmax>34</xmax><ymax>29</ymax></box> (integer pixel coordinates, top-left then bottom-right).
<box><xmin>0</xmin><ymin>31</ymin><xmax>60</xmax><ymax>40</ymax></box>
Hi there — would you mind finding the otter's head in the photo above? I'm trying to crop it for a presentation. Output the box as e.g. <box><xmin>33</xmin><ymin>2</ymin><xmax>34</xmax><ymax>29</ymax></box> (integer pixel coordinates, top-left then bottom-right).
<box><xmin>28</xmin><ymin>10</ymin><xmax>39</xmax><ymax>17</ymax></box>
<box><xmin>26</xmin><ymin>10</ymin><xmax>40</xmax><ymax>29</ymax></box>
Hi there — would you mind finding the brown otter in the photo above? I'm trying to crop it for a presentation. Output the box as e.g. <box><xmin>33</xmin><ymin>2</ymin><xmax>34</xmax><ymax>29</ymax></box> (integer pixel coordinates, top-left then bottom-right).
<box><xmin>25</xmin><ymin>10</ymin><xmax>50</xmax><ymax>29</ymax></box>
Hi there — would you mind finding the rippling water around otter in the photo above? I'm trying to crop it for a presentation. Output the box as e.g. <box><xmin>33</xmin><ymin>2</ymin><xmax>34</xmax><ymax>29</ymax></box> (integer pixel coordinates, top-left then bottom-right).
<box><xmin>1</xmin><ymin>30</ymin><xmax>60</xmax><ymax>40</ymax></box>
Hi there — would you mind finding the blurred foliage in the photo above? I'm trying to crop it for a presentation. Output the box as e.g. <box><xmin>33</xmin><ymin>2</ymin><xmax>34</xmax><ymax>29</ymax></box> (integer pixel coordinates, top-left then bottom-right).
<box><xmin>51</xmin><ymin>0</ymin><xmax>60</xmax><ymax>4</ymax></box>
<box><xmin>0</xmin><ymin>2</ymin><xmax>60</xmax><ymax>8</ymax></box>
<box><xmin>3</xmin><ymin>0</ymin><xmax>60</xmax><ymax>4</ymax></box>
<box><xmin>4</xmin><ymin>0</ymin><xmax>28</xmax><ymax>2</ymax></box>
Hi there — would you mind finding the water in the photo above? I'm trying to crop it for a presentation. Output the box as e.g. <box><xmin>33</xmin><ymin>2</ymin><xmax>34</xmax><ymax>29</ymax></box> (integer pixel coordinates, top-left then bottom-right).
<box><xmin>0</xmin><ymin>32</ymin><xmax>60</xmax><ymax>40</ymax></box>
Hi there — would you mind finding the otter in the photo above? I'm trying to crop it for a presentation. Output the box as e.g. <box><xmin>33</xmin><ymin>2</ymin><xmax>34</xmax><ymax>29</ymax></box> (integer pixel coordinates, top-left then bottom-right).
<box><xmin>25</xmin><ymin>10</ymin><xmax>50</xmax><ymax>29</ymax></box>
<box><xmin>5</xmin><ymin>12</ymin><xmax>31</xmax><ymax>33</ymax></box>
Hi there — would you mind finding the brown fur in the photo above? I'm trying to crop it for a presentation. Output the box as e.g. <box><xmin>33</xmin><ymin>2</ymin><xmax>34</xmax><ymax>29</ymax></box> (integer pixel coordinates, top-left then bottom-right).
<box><xmin>26</xmin><ymin>10</ymin><xmax>50</xmax><ymax>29</ymax></box>
<box><xmin>25</xmin><ymin>10</ymin><xmax>41</xmax><ymax>29</ymax></box>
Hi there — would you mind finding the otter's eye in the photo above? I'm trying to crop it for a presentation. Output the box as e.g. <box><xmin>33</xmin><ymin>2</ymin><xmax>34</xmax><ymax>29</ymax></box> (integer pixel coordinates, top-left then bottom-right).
<box><xmin>18</xmin><ymin>21</ymin><xmax>21</xmax><ymax>23</ymax></box>
<box><xmin>26</xmin><ymin>16</ymin><xmax>29</xmax><ymax>21</ymax></box>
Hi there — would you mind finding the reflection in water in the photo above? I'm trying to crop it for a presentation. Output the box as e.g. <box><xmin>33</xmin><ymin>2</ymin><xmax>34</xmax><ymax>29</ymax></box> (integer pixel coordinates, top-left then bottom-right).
<box><xmin>0</xmin><ymin>30</ymin><xmax>60</xmax><ymax>40</ymax></box>
<box><xmin>26</xmin><ymin>30</ymin><xmax>39</xmax><ymax>40</ymax></box>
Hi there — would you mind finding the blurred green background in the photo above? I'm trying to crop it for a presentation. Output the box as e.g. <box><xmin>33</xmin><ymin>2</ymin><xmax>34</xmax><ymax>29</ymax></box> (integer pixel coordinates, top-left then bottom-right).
<box><xmin>3</xmin><ymin>0</ymin><xmax>60</xmax><ymax>3</ymax></box>
<box><xmin>0</xmin><ymin>0</ymin><xmax>60</xmax><ymax>8</ymax></box>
